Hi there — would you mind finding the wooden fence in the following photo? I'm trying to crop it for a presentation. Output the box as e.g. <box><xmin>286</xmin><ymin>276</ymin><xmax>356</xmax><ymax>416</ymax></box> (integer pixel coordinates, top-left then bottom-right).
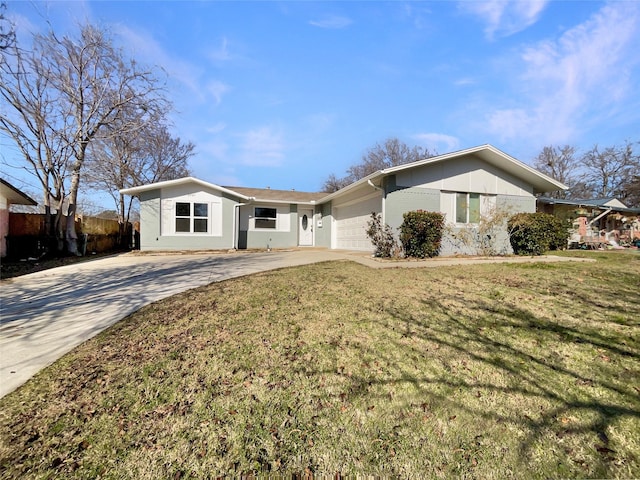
<box><xmin>6</xmin><ymin>213</ymin><xmax>132</xmax><ymax>259</ymax></box>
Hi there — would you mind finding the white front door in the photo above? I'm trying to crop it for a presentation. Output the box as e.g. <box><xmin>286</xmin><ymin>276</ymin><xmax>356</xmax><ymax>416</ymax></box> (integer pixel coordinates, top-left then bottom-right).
<box><xmin>298</xmin><ymin>209</ymin><xmax>313</xmax><ymax>246</ymax></box>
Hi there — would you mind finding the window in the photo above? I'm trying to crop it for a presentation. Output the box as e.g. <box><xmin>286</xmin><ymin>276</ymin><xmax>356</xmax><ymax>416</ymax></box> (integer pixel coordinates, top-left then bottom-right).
<box><xmin>456</xmin><ymin>193</ymin><xmax>480</xmax><ymax>224</ymax></box>
<box><xmin>254</xmin><ymin>207</ymin><xmax>277</xmax><ymax>229</ymax></box>
<box><xmin>175</xmin><ymin>202</ymin><xmax>208</xmax><ymax>233</ymax></box>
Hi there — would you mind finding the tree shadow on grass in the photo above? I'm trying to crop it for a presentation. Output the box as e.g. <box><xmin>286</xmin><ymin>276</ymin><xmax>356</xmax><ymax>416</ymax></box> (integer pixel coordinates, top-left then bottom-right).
<box><xmin>314</xmin><ymin>290</ymin><xmax>640</xmax><ymax>476</ymax></box>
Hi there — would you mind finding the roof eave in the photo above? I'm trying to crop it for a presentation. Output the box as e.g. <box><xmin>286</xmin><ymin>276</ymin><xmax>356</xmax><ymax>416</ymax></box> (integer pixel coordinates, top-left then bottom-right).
<box><xmin>250</xmin><ymin>198</ymin><xmax>317</xmax><ymax>206</ymax></box>
<box><xmin>317</xmin><ymin>171</ymin><xmax>385</xmax><ymax>203</ymax></box>
<box><xmin>0</xmin><ymin>178</ymin><xmax>38</xmax><ymax>206</ymax></box>
<box><xmin>119</xmin><ymin>177</ymin><xmax>250</xmax><ymax>201</ymax></box>
<box><xmin>383</xmin><ymin>144</ymin><xmax>568</xmax><ymax>193</ymax></box>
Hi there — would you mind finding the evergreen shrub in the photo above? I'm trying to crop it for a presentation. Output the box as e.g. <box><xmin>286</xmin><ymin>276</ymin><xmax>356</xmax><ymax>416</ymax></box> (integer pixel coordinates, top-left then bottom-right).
<box><xmin>399</xmin><ymin>210</ymin><xmax>445</xmax><ymax>258</ymax></box>
<box><xmin>508</xmin><ymin>212</ymin><xmax>569</xmax><ymax>255</ymax></box>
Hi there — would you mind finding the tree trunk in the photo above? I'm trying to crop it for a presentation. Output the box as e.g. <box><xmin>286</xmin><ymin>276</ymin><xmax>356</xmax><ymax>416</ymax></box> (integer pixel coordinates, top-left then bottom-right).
<box><xmin>65</xmin><ymin>169</ymin><xmax>81</xmax><ymax>255</ymax></box>
<box><xmin>53</xmin><ymin>197</ymin><xmax>65</xmax><ymax>254</ymax></box>
<box><xmin>42</xmin><ymin>186</ymin><xmax>52</xmax><ymax>256</ymax></box>
<box><xmin>118</xmin><ymin>192</ymin><xmax>126</xmax><ymax>249</ymax></box>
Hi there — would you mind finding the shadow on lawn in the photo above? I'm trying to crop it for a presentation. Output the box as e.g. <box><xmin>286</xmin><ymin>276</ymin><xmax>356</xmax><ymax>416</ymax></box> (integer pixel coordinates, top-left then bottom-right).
<box><xmin>324</xmin><ymin>292</ymin><xmax>639</xmax><ymax>475</ymax></box>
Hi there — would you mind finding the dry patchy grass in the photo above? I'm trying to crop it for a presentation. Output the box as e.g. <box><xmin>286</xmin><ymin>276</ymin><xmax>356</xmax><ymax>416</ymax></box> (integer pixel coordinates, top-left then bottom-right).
<box><xmin>1</xmin><ymin>251</ymin><xmax>639</xmax><ymax>478</ymax></box>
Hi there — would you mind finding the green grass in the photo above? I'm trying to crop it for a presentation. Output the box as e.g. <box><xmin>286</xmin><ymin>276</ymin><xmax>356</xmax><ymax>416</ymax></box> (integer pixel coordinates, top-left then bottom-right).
<box><xmin>1</xmin><ymin>251</ymin><xmax>639</xmax><ymax>478</ymax></box>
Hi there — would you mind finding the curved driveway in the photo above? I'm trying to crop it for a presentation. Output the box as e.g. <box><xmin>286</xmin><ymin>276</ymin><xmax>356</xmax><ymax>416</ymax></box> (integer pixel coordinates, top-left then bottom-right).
<box><xmin>0</xmin><ymin>250</ymin><xmax>351</xmax><ymax>398</ymax></box>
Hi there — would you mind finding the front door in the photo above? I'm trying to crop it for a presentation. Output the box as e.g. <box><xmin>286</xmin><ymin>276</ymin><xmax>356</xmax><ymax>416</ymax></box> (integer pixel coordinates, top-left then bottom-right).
<box><xmin>298</xmin><ymin>209</ymin><xmax>313</xmax><ymax>246</ymax></box>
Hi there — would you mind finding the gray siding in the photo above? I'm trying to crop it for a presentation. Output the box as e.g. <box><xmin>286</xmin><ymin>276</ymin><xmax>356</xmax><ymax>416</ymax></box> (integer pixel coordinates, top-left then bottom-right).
<box><xmin>384</xmin><ymin>186</ymin><xmax>441</xmax><ymax>232</ymax></box>
<box><xmin>497</xmin><ymin>194</ymin><xmax>536</xmax><ymax>213</ymax></box>
<box><xmin>139</xmin><ymin>190</ymin><xmax>161</xmax><ymax>250</ymax></box>
<box><xmin>139</xmin><ymin>189</ymin><xmax>236</xmax><ymax>251</ymax></box>
<box><xmin>239</xmin><ymin>204</ymin><xmax>298</xmax><ymax>249</ymax></box>
<box><xmin>314</xmin><ymin>202</ymin><xmax>332</xmax><ymax>248</ymax></box>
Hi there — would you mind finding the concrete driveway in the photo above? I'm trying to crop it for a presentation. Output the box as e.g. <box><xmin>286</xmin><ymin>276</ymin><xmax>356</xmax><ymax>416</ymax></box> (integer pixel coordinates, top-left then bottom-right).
<box><xmin>0</xmin><ymin>249</ymin><xmax>352</xmax><ymax>398</ymax></box>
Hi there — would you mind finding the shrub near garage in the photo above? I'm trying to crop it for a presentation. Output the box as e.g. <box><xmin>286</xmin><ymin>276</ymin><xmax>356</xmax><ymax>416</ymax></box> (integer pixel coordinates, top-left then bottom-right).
<box><xmin>399</xmin><ymin>210</ymin><xmax>445</xmax><ymax>258</ymax></box>
<box><xmin>365</xmin><ymin>212</ymin><xmax>398</xmax><ymax>258</ymax></box>
<box><xmin>508</xmin><ymin>212</ymin><xmax>569</xmax><ymax>255</ymax></box>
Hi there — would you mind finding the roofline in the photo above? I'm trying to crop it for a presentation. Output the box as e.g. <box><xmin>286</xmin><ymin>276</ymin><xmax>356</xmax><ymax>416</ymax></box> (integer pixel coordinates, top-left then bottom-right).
<box><xmin>319</xmin><ymin>144</ymin><xmax>568</xmax><ymax>202</ymax></box>
<box><xmin>120</xmin><ymin>177</ymin><xmax>323</xmax><ymax>205</ymax></box>
<box><xmin>383</xmin><ymin>144</ymin><xmax>568</xmax><ymax>190</ymax></box>
<box><xmin>0</xmin><ymin>178</ymin><xmax>38</xmax><ymax>206</ymax></box>
<box><xmin>249</xmin><ymin>198</ymin><xmax>317</xmax><ymax>206</ymax></box>
<box><xmin>318</xmin><ymin>170</ymin><xmax>385</xmax><ymax>203</ymax></box>
<box><xmin>119</xmin><ymin>177</ymin><xmax>250</xmax><ymax>200</ymax></box>
<box><xmin>537</xmin><ymin>196</ymin><xmax>640</xmax><ymax>213</ymax></box>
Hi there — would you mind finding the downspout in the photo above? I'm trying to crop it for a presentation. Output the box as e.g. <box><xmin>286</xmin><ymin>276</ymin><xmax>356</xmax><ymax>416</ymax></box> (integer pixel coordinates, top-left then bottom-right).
<box><xmin>368</xmin><ymin>179</ymin><xmax>385</xmax><ymax>224</ymax></box>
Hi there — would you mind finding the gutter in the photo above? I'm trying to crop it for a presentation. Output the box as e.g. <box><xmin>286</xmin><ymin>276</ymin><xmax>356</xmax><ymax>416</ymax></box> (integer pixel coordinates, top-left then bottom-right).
<box><xmin>367</xmin><ymin>179</ymin><xmax>383</xmax><ymax>191</ymax></box>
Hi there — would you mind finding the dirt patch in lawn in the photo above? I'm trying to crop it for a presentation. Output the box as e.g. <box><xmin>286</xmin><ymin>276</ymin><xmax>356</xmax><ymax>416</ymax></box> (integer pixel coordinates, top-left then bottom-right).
<box><xmin>0</xmin><ymin>252</ymin><xmax>638</xmax><ymax>478</ymax></box>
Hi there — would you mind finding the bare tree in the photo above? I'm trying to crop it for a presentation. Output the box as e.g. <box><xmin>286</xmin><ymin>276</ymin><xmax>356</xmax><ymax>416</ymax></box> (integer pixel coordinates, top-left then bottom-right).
<box><xmin>533</xmin><ymin>145</ymin><xmax>582</xmax><ymax>199</ymax></box>
<box><xmin>85</xmin><ymin>122</ymin><xmax>193</xmax><ymax>228</ymax></box>
<box><xmin>322</xmin><ymin>138</ymin><xmax>434</xmax><ymax>192</ymax></box>
<box><xmin>0</xmin><ymin>33</ymin><xmax>73</xmax><ymax>252</ymax></box>
<box><xmin>1</xmin><ymin>23</ymin><xmax>170</xmax><ymax>255</ymax></box>
<box><xmin>0</xmin><ymin>2</ymin><xmax>15</xmax><ymax>51</ymax></box>
<box><xmin>321</xmin><ymin>173</ymin><xmax>351</xmax><ymax>193</ymax></box>
<box><xmin>581</xmin><ymin>141</ymin><xmax>639</xmax><ymax>202</ymax></box>
<box><xmin>625</xmin><ymin>174</ymin><xmax>640</xmax><ymax>208</ymax></box>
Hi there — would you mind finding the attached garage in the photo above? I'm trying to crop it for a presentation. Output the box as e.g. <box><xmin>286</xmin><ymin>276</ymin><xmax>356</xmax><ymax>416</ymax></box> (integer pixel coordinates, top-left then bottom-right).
<box><xmin>332</xmin><ymin>192</ymin><xmax>382</xmax><ymax>250</ymax></box>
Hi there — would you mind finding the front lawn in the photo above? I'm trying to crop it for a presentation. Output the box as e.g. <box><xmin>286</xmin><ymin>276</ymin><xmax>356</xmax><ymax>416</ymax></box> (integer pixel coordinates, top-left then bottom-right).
<box><xmin>1</xmin><ymin>251</ymin><xmax>639</xmax><ymax>478</ymax></box>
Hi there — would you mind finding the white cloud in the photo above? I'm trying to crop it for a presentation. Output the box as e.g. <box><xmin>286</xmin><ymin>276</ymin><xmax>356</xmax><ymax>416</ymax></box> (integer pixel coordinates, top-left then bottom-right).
<box><xmin>206</xmin><ymin>80</ymin><xmax>231</xmax><ymax>105</ymax></box>
<box><xmin>198</xmin><ymin>139</ymin><xmax>228</xmax><ymax>160</ymax></box>
<box><xmin>304</xmin><ymin>113</ymin><xmax>335</xmax><ymax>133</ymax></box>
<box><xmin>399</xmin><ymin>3</ymin><xmax>433</xmax><ymax>30</ymax></box>
<box><xmin>237</xmin><ymin>126</ymin><xmax>285</xmax><ymax>167</ymax></box>
<box><xmin>461</xmin><ymin>0</ymin><xmax>549</xmax><ymax>39</ymax></box>
<box><xmin>206</xmin><ymin>122</ymin><xmax>227</xmax><ymax>135</ymax></box>
<box><xmin>454</xmin><ymin>77</ymin><xmax>476</xmax><ymax>86</ymax></box>
<box><xmin>209</xmin><ymin>36</ymin><xmax>232</xmax><ymax>62</ymax></box>
<box><xmin>484</xmin><ymin>2</ymin><xmax>640</xmax><ymax>145</ymax></box>
<box><xmin>309</xmin><ymin>15</ymin><xmax>352</xmax><ymax>29</ymax></box>
<box><xmin>113</xmin><ymin>25</ymin><xmax>205</xmax><ymax>101</ymax></box>
<box><xmin>413</xmin><ymin>133</ymin><xmax>460</xmax><ymax>153</ymax></box>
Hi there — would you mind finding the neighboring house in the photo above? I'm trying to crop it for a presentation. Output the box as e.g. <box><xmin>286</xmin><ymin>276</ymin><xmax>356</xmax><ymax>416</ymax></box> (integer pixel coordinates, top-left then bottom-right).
<box><xmin>0</xmin><ymin>178</ymin><xmax>38</xmax><ymax>258</ymax></box>
<box><xmin>537</xmin><ymin>196</ymin><xmax>640</xmax><ymax>247</ymax></box>
<box><xmin>120</xmin><ymin>144</ymin><xmax>567</xmax><ymax>255</ymax></box>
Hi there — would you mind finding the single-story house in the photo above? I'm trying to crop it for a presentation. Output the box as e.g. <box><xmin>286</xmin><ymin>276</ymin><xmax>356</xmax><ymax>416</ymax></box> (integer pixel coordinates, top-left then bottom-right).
<box><xmin>120</xmin><ymin>144</ymin><xmax>567</xmax><ymax>255</ymax></box>
<box><xmin>1</xmin><ymin>178</ymin><xmax>38</xmax><ymax>258</ymax></box>
<box><xmin>537</xmin><ymin>196</ymin><xmax>640</xmax><ymax>248</ymax></box>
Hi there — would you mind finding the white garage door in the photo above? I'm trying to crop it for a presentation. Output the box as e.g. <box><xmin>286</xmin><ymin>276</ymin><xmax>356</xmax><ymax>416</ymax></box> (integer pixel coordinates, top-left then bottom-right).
<box><xmin>334</xmin><ymin>194</ymin><xmax>382</xmax><ymax>250</ymax></box>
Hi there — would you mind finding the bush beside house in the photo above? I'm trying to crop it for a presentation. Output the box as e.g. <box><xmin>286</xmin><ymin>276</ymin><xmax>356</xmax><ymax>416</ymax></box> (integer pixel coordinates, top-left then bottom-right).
<box><xmin>365</xmin><ymin>213</ymin><xmax>398</xmax><ymax>258</ymax></box>
<box><xmin>508</xmin><ymin>212</ymin><xmax>569</xmax><ymax>255</ymax></box>
<box><xmin>366</xmin><ymin>210</ymin><xmax>446</xmax><ymax>259</ymax></box>
<box><xmin>399</xmin><ymin>210</ymin><xmax>445</xmax><ymax>258</ymax></box>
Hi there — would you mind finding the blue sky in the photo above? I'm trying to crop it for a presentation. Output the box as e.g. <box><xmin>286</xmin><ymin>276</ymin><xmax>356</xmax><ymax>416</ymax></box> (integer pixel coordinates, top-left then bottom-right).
<box><xmin>3</xmin><ymin>0</ymin><xmax>640</xmax><ymax>202</ymax></box>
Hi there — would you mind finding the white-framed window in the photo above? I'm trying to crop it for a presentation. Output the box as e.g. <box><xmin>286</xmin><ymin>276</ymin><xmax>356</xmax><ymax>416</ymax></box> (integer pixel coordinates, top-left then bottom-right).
<box><xmin>456</xmin><ymin>192</ymin><xmax>481</xmax><ymax>224</ymax></box>
<box><xmin>446</xmin><ymin>192</ymin><xmax>496</xmax><ymax>225</ymax></box>
<box><xmin>254</xmin><ymin>207</ymin><xmax>277</xmax><ymax>229</ymax></box>
<box><xmin>175</xmin><ymin>201</ymin><xmax>209</xmax><ymax>233</ymax></box>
